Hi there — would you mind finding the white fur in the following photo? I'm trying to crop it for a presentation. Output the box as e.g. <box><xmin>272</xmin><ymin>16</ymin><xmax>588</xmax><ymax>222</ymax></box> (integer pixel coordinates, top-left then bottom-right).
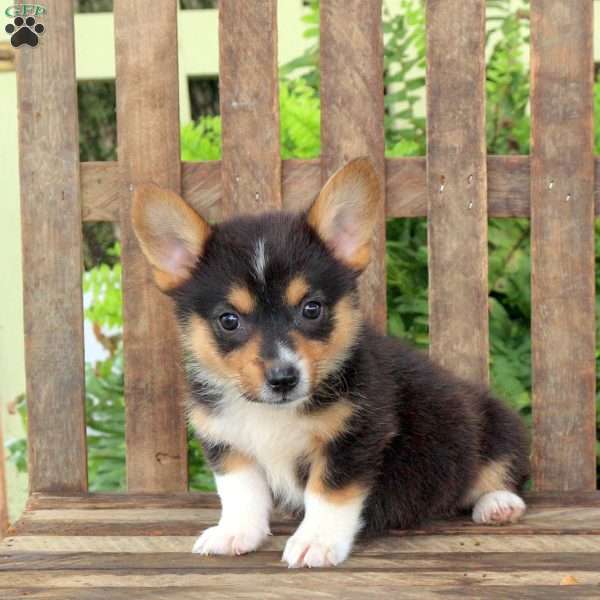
<box><xmin>283</xmin><ymin>491</ymin><xmax>365</xmax><ymax>568</ymax></box>
<box><xmin>193</xmin><ymin>394</ymin><xmax>326</xmax><ymax>510</ymax></box>
<box><xmin>252</xmin><ymin>238</ymin><xmax>267</xmax><ymax>282</ymax></box>
<box><xmin>472</xmin><ymin>490</ymin><xmax>526</xmax><ymax>525</ymax></box>
<box><xmin>192</xmin><ymin>465</ymin><xmax>272</xmax><ymax>555</ymax></box>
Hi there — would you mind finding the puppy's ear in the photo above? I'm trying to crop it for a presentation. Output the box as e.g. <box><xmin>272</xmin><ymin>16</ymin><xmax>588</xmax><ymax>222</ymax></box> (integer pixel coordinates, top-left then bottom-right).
<box><xmin>131</xmin><ymin>184</ymin><xmax>211</xmax><ymax>291</ymax></box>
<box><xmin>307</xmin><ymin>157</ymin><xmax>380</xmax><ymax>271</ymax></box>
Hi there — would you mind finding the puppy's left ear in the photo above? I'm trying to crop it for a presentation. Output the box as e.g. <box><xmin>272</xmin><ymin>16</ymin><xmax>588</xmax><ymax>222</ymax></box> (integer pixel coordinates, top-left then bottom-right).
<box><xmin>131</xmin><ymin>184</ymin><xmax>211</xmax><ymax>291</ymax></box>
<box><xmin>307</xmin><ymin>157</ymin><xmax>380</xmax><ymax>271</ymax></box>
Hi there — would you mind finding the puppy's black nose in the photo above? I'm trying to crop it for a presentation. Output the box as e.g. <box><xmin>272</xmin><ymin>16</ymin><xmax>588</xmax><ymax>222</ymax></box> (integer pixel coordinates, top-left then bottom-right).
<box><xmin>266</xmin><ymin>362</ymin><xmax>299</xmax><ymax>393</ymax></box>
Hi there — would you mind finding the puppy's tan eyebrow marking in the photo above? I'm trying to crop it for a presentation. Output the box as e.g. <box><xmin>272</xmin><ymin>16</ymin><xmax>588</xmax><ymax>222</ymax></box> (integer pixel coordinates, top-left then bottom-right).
<box><xmin>285</xmin><ymin>275</ymin><xmax>310</xmax><ymax>306</ymax></box>
<box><xmin>227</xmin><ymin>285</ymin><xmax>255</xmax><ymax>314</ymax></box>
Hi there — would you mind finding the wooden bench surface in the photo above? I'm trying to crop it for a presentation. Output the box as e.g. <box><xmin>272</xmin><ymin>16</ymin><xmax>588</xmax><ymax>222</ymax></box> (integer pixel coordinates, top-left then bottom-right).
<box><xmin>1</xmin><ymin>493</ymin><xmax>599</xmax><ymax>599</ymax></box>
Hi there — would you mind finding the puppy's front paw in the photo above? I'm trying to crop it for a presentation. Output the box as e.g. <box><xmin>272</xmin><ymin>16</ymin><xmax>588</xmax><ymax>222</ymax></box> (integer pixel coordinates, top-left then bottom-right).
<box><xmin>282</xmin><ymin>529</ymin><xmax>352</xmax><ymax>568</ymax></box>
<box><xmin>192</xmin><ymin>524</ymin><xmax>269</xmax><ymax>556</ymax></box>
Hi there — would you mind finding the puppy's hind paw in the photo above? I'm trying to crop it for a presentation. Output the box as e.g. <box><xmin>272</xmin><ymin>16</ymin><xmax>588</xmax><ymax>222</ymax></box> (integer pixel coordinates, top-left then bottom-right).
<box><xmin>472</xmin><ymin>490</ymin><xmax>526</xmax><ymax>525</ymax></box>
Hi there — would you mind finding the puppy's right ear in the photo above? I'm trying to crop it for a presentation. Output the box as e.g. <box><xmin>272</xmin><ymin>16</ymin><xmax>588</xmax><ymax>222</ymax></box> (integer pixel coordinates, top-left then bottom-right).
<box><xmin>131</xmin><ymin>184</ymin><xmax>211</xmax><ymax>291</ymax></box>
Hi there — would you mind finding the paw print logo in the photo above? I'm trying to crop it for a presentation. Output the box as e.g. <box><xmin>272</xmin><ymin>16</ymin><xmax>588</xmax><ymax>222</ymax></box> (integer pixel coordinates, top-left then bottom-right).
<box><xmin>5</xmin><ymin>16</ymin><xmax>45</xmax><ymax>48</ymax></box>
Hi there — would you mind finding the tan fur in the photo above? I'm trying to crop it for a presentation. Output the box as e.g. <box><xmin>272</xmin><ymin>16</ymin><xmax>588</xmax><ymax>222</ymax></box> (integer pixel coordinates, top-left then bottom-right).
<box><xmin>305</xmin><ymin>401</ymin><xmax>362</xmax><ymax>504</ymax></box>
<box><xmin>307</xmin><ymin>157</ymin><xmax>380</xmax><ymax>271</ymax></box>
<box><xmin>131</xmin><ymin>184</ymin><xmax>211</xmax><ymax>290</ymax></box>
<box><xmin>307</xmin><ymin>452</ymin><xmax>366</xmax><ymax>505</ymax></box>
<box><xmin>221</xmin><ymin>450</ymin><xmax>255</xmax><ymax>474</ymax></box>
<box><xmin>188</xmin><ymin>403</ymin><xmax>210</xmax><ymax>432</ymax></box>
<box><xmin>285</xmin><ymin>276</ymin><xmax>310</xmax><ymax>306</ymax></box>
<box><xmin>463</xmin><ymin>458</ymin><xmax>513</xmax><ymax>507</ymax></box>
<box><xmin>187</xmin><ymin>315</ymin><xmax>230</xmax><ymax>380</ymax></box>
<box><xmin>227</xmin><ymin>285</ymin><xmax>256</xmax><ymax>314</ymax></box>
<box><xmin>226</xmin><ymin>336</ymin><xmax>264</xmax><ymax>397</ymax></box>
<box><xmin>308</xmin><ymin>400</ymin><xmax>355</xmax><ymax>446</ymax></box>
<box><xmin>291</xmin><ymin>296</ymin><xmax>360</xmax><ymax>386</ymax></box>
<box><xmin>187</xmin><ymin>315</ymin><xmax>265</xmax><ymax>398</ymax></box>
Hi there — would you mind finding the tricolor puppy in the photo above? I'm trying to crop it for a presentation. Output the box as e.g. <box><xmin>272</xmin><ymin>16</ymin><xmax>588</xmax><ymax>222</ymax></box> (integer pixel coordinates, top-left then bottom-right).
<box><xmin>132</xmin><ymin>158</ymin><xmax>530</xmax><ymax>568</ymax></box>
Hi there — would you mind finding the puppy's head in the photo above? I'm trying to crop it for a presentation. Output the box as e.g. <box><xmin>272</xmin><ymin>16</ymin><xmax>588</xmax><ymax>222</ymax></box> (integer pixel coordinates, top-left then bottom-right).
<box><xmin>132</xmin><ymin>158</ymin><xmax>380</xmax><ymax>406</ymax></box>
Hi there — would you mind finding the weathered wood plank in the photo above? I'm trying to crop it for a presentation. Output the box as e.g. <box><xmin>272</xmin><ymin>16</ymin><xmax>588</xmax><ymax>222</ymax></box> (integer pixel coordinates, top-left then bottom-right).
<box><xmin>24</xmin><ymin>490</ymin><xmax>600</xmax><ymax>511</ymax></box>
<box><xmin>83</xmin><ymin>155</ymin><xmax>600</xmax><ymax>221</ymax></box>
<box><xmin>81</xmin><ymin>162</ymin><xmax>122</xmax><ymax>221</ymax></box>
<box><xmin>529</xmin><ymin>0</ymin><xmax>596</xmax><ymax>491</ymax></box>
<box><xmin>16</xmin><ymin>0</ymin><xmax>87</xmax><ymax>493</ymax></box>
<box><xmin>0</xmin><ymin>569</ymin><xmax>598</xmax><ymax>588</ymax></box>
<box><xmin>219</xmin><ymin>0</ymin><xmax>281</xmax><ymax>215</ymax></box>
<box><xmin>3</xmin><ymin>587</ymin><xmax>599</xmax><ymax>600</ymax></box>
<box><xmin>321</xmin><ymin>0</ymin><xmax>387</xmax><ymax>331</ymax></box>
<box><xmin>12</xmin><ymin>504</ymin><xmax>600</xmax><ymax>537</ymax></box>
<box><xmin>114</xmin><ymin>0</ymin><xmax>188</xmax><ymax>492</ymax></box>
<box><xmin>426</xmin><ymin>0</ymin><xmax>489</xmax><ymax>385</ymax></box>
<box><xmin>3</xmin><ymin>551</ymin><xmax>600</xmax><ymax>572</ymax></box>
<box><xmin>4</xmin><ymin>534</ymin><xmax>600</xmax><ymax>555</ymax></box>
<box><xmin>26</xmin><ymin>493</ymin><xmax>222</xmax><ymax>511</ymax></box>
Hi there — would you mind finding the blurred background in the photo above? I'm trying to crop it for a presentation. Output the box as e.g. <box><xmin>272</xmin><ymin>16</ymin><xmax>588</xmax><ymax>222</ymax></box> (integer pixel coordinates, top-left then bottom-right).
<box><xmin>1</xmin><ymin>0</ymin><xmax>599</xmax><ymax>520</ymax></box>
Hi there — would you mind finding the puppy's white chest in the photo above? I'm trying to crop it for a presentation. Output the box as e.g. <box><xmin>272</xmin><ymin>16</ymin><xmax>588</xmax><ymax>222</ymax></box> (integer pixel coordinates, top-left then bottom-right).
<box><xmin>203</xmin><ymin>401</ymin><xmax>312</xmax><ymax>509</ymax></box>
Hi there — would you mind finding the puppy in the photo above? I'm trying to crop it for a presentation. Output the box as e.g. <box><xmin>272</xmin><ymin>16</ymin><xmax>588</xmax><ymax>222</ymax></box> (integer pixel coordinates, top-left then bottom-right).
<box><xmin>131</xmin><ymin>158</ymin><xmax>530</xmax><ymax>568</ymax></box>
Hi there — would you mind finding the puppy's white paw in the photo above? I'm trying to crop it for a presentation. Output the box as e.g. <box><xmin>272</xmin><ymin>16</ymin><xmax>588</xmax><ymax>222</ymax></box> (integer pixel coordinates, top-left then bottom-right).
<box><xmin>282</xmin><ymin>529</ymin><xmax>352</xmax><ymax>568</ymax></box>
<box><xmin>192</xmin><ymin>524</ymin><xmax>269</xmax><ymax>556</ymax></box>
<box><xmin>472</xmin><ymin>490</ymin><xmax>526</xmax><ymax>525</ymax></box>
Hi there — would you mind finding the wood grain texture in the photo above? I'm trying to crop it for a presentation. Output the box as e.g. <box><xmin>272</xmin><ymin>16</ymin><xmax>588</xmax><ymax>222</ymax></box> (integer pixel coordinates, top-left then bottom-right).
<box><xmin>529</xmin><ymin>0</ymin><xmax>596</xmax><ymax>491</ymax></box>
<box><xmin>4</xmin><ymin>587</ymin><xmax>600</xmax><ymax>600</ymax></box>
<box><xmin>320</xmin><ymin>0</ymin><xmax>387</xmax><ymax>331</ymax></box>
<box><xmin>1</xmin><ymin>569</ymin><xmax>599</xmax><ymax>589</ymax></box>
<box><xmin>11</xmin><ymin>502</ymin><xmax>600</xmax><ymax>537</ymax></box>
<box><xmin>3</xmin><ymin>551</ymin><xmax>600</xmax><ymax>573</ymax></box>
<box><xmin>4</xmin><ymin>496</ymin><xmax>600</xmax><ymax>597</ymax></box>
<box><xmin>16</xmin><ymin>0</ymin><xmax>87</xmax><ymax>493</ymax></box>
<box><xmin>114</xmin><ymin>0</ymin><xmax>187</xmax><ymax>492</ymax></box>
<box><xmin>5</xmin><ymin>534</ymin><xmax>600</xmax><ymax>555</ymax></box>
<box><xmin>80</xmin><ymin>162</ymin><xmax>122</xmax><ymax>221</ymax></box>
<box><xmin>218</xmin><ymin>0</ymin><xmax>281</xmax><ymax>215</ymax></box>
<box><xmin>24</xmin><ymin>491</ymin><xmax>600</xmax><ymax>511</ymax></box>
<box><xmin>82</xmin><ymin>155</ymin><xmax>600</xmax><ymax>222</ymax></box>
<box><xmin>426</xmin><ymin>0</ymin><xmax>489</xmax><ymax>385</ymax></box>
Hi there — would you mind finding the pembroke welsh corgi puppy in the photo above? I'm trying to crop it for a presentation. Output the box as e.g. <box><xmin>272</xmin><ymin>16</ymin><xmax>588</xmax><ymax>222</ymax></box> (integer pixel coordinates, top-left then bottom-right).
<box><xmin>131</xmin><ymin>158</ymin><xmax>530</xmax><ymax>568</ymax></box>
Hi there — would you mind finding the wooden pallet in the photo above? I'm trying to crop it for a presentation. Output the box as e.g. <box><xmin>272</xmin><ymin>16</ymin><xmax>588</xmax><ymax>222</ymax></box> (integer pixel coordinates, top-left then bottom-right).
<box><xmin>1</xmin><ymin>493</ymin><xmax>599</xmax><ymax>599</ymax></box>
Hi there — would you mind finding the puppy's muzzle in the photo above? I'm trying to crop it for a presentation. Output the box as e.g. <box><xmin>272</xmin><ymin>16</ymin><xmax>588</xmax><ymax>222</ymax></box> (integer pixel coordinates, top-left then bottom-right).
<box><xmin>265</xmin><ymin>361</ymin><xmax>300</xmax><ymax>394</ymax></box>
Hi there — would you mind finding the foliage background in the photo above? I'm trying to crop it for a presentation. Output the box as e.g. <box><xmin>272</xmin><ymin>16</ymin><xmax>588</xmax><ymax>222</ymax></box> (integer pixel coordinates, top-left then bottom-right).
<box><xmin>7</xmin><ymin>0</ymin><xmax>600</xmax><ymax>489</ymax></box>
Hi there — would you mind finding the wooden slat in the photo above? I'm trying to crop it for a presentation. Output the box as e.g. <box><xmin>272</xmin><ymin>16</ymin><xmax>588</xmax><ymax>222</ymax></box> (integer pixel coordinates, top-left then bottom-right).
<box><xmin>529</xmin><ymin>0</ymin><xmax>596</xmax><ymax>491</ymax></box>
<box><xmin>24</xmin><ymin>491</ymin><xmax>600</xmax><ymax>511</ymax></box>
<box><xmin>2</xmin><ymin>551</ymin><xmax>600</xmax><ymax>573</ymax></box>
<box><xmin>11</xmin><ymin>503</ymin><xmax>600</xmax><ymax>537</ymax></box>
<box><xmin>82</xmin><ymin>155</ymin><xmax>600</xmax><ymax>222</ymax></box>
<box><xmin>321</xmin><ymin>0</ymin><xmax>387</xmax><ymax>331</ymax></box>
<box><xmin>426</xmin><ymin>1</ymin><xmax>489</xmax><ymax>384</ymax></box>
<box><xmin>0</xmin><ymin>569</ymin><xmax>599</xmax><ymax>589</ymax></box>
<box><xmin>16</xmin><ymin>0</ymin><xmax>87</xmax><ymax>493</ymax></box>
<box><xmin>80</xmin><ymin>162</ymin><xmax>122</xmax><ymax>221</ymax></box>
<box><xmin>114</xmin><ymin>0</ymin><xmax>187</xmax><ymax>492</ymax></box>
<box><xmin>218</xmin><ymin>0</ymin><xmax>281</xmax><ymax>215</ymax></box>
<box><xmin>4</xmin><ymin>534</ymin><xmax>600</xmax><ymax>555</ymax></box>
<box><xmin>4</xmin><ymin>587</ymin><xmax>600</xmax><ymax>600</ymax></box>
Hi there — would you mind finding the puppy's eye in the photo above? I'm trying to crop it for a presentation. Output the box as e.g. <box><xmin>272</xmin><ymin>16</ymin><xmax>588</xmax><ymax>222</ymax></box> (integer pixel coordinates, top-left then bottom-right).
<box><xmin>302</xmin><ymin>300</ymin><xmax>322</xmax><ymax>320</ymax></box>
<box><xmin>219</xmin><ymin>312</ymin><xmax>240</xmax><ymax>331</ymax></box>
